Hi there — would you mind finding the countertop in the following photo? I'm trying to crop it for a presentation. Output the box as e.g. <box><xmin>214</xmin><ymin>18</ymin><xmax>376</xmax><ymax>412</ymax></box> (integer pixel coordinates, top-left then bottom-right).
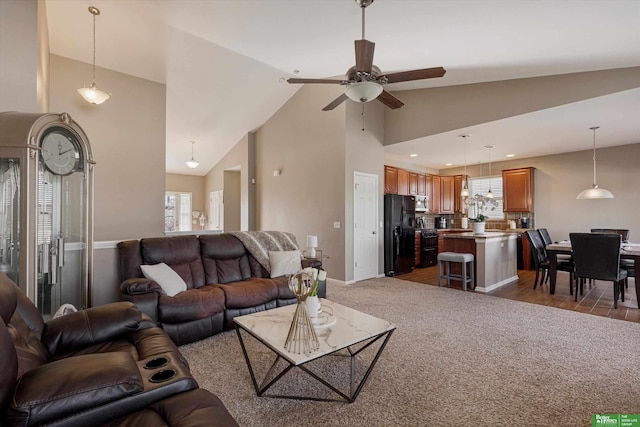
<box><xmin>442</xmin><ymin>231</ymin><xmax>518</xmax><ymax>239</ymax></box>
<box><xmin>436</xmin><ymin>228</ymin><xmax>532</xmax><ymax>234</ymax></box>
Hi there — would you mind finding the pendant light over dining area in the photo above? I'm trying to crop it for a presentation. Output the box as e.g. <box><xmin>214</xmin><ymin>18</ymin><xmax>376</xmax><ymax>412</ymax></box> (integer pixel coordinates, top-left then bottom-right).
<box><xmin>576</xmin><ymin>126</ymin><xmax>614</xmax><ymax>199</ymax></box>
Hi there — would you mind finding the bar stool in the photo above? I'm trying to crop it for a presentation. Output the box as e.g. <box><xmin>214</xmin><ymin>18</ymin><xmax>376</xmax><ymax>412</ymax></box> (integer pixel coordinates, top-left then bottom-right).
<box><xmin>437</xmin><ymin>252</ymin><xmax>475</xmax><ymax>291</ymax></box>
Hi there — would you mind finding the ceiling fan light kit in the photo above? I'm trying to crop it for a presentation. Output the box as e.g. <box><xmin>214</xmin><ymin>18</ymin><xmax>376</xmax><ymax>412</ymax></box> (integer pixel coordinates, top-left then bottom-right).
<box><xmin>287</xmin><ymin>0</ymin><xmax>445</xmax><ymax>111</ymax></box>
<box><xmin>576</xmin><ymin>126</ymin><xmax>614</xmax><ymax>199</ymax></box>
<box><xmin>77</xmin><ymin>6</ymin><xmax>110</xmax><ymax>105</ymax></box>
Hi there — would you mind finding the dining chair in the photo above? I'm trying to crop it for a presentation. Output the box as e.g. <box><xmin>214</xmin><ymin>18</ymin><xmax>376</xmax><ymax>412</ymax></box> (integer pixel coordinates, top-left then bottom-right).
<box><xmin>525</xmin><ymin>230</ymin><xmax>574</xmax><ymax>292</ymax></box>
<box><xmin>538</xmin><ymin>227</ymin><xmax>573</xmax><ymax>271</ymax></box>
<box><xmin>591</xmin><ymin>229</ymin><xmax>633</xmax><ymax>288</ymax></box>
<box><xmin>570</xmin><ymin>233</ymin><xmax>627</xmax><ymax>308</ymax></box>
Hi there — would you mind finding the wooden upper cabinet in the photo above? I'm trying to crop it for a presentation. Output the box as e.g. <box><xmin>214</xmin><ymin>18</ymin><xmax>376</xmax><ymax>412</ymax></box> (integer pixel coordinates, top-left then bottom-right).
<box><xmin>409</xmin><ymin>172</ymin><xmax>418</xmax><ymax>195</ymax></box>
<box><xmin>417</xmin><ymin>174</ymin><xmax>426</xmax><ymax>196</ymax></box>
<box><xmin>503</xmin><ymin>167</ymin><xmax>535</xmax><ymax>212</ymax></box>
<box><xmin>440</xmin><ymin>176</ymin><xmax>455</xmax><ymax>213</ymax></box>
<box><xmin>384</xmin><ymin>166</ymin><xmax>398</xmax><ymax>194</ymax></box>
<box><xmin>432</xmin><ymin>175</ymin><xmax>441</xmax><ymax>213</ymax></box>
<box><xmin>425</xmin><ymin>174</ymin><xmax>433</xmax><ymax>200</ymax></box>
<box><xmin>453</xmin><ymin>175</ymin><xmax>463</xmax><ymax>213</ymax></box>
<box><xmin>397</xmin><ymin>169</ymin><xmax>410</xmax><ymax>195</ymax></box>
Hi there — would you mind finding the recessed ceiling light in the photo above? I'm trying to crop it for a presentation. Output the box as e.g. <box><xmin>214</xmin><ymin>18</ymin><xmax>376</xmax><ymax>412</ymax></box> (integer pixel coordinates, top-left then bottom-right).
<box><xmin>506</xmin><ymin>154</ymin><xmax>515</xmax><ymax>158</ymax></box>
<box><xmin>445</xmin><ymin>163</ymin><xmax>453</xmax><ymax>166</ymax></box>
<box><xmin>278</xmin><ymin>77</ymin><xmax>286</xmax><ymax>83</ymax></box>
<box><xmin>409</xmin><ymin>154</ymin><xmax>418</xmax><ymax>157</ymax></box>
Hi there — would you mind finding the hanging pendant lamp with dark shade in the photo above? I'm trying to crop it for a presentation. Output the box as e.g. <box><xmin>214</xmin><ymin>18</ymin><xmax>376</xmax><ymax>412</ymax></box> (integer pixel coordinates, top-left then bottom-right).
<box><xmin>460</xmin><ymin>134</ymin><xmax>470</xmax><ymax>197</ymax></box>
<box><xmin>576</xmin><ymin>126</ymin><xmax>614</xmax><ymax>199</ymax></box>
<box><xmin>485</xmin><ymin>145</ymin><xmax>495</xmax><ymax>198</ymax></box>
<box><xmin>77</xmin><ymin>6</ymin><xmax>110</xmax><ymax>104</ymax></box>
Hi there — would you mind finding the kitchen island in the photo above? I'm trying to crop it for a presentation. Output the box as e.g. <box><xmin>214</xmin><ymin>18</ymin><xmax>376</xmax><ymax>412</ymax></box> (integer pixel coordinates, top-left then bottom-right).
<box><xmin>442</xmin><ymin>232</ymin><xmax>518</xmax><ymax>292</ymax></box>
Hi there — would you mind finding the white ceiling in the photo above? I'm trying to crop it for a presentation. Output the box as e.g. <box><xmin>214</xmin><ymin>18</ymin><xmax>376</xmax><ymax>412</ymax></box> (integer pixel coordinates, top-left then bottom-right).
<box><xmin>45</xmin><ymin>0</ymin><xmax>640</xmax><ymax>174</ymax></box>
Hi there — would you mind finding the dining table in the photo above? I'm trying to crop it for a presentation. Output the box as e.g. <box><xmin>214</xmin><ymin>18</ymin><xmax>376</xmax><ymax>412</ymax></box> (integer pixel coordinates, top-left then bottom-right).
<box><xmin>546</xmin><ymin>241</ymin><xmax>640</xmax><ymax>307</ymax></box>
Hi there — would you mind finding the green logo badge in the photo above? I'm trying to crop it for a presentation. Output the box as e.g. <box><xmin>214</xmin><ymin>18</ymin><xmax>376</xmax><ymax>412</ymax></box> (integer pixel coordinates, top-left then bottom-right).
<box><xmin>593</xmin><ymin>414</ymin><xmax>640</xmax><ymax>427</ymax></box>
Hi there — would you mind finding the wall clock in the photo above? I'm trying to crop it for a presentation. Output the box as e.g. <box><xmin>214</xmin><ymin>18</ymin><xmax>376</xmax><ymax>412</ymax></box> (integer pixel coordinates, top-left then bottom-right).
<box><xmin>40</xmin><ymin>128</ymin><xmax>81</xmax><ymax>175</ymax></box>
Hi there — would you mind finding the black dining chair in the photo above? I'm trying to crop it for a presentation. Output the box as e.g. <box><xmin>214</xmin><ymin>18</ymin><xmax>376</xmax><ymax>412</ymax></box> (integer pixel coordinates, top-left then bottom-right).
<box><xmin>591</xmin><ymin>229</ymin><xmax>633</xmax><ymax>288</ymax></box>
<box><xmin>570</xmin><ymin>233</ymin><xmax>627</xmax><ymax>308</ymax></box>
<box><xmin>525</xmin><ymin>230</ymin><xmax>574</xmax><ymax>292</ymax></box>
<box><xmin>538</xmin><ymin>227</ymin><xmax>573</xmax><ymax>270</ymax></box>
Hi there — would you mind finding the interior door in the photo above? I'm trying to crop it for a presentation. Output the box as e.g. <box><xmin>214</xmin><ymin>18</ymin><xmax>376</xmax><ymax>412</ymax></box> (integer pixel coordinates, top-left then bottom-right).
<box><xmin>354</xmin><ymin>172</ymin><xmax>378</xmax><ymax>281</ymax></box>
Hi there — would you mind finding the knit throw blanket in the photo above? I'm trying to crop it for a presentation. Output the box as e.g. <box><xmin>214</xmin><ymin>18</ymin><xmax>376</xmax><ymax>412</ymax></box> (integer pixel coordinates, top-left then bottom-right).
<box><xmin>228</xmin><ymin>231</ymin><xmax>299</xmax><ymax>273</ymax></box>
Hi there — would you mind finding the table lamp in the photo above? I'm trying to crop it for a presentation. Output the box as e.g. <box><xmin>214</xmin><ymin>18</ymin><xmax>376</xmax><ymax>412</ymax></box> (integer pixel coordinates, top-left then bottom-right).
<box><xmin>306</xmin><ymin>235</ymin><xmax>318</xmax><ymax>258</ymax></box>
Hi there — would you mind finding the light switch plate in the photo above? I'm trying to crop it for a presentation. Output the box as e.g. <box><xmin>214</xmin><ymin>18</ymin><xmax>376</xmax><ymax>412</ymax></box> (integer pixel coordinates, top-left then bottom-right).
<box><xmin>333</xmin><ymin>221</ymin><xmax>341</xmax><ymax>229</ymax></box>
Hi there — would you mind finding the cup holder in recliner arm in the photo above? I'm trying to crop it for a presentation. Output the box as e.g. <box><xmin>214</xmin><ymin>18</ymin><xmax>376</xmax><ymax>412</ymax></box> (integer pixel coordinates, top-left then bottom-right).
<box><xmin>143</xmin><ymin>357</ymin><xmax>169</xmax><ymax>370</ymax></box>
<box><xmin>149</xmin><ymin>369</ymin><xmax>176</xmax><ymax>383</ymax></box>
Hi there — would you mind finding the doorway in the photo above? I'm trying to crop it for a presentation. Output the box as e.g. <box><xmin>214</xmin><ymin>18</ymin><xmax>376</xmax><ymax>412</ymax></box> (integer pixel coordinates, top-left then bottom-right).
<box><xmin>353</xmin><ymin>172</ymin><xmax>378</xmax><ymax>281</ymax></box>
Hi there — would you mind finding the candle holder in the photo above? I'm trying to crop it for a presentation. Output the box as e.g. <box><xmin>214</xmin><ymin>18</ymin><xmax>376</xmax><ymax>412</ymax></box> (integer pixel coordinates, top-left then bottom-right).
<box><xmin>284</xmin><ymin>271</ymin><xmax>319</xmax><ymax>354</ymax></box>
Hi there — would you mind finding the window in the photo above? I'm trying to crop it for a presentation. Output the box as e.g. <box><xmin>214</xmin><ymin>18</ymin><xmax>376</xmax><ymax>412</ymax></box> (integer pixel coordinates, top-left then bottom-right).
<box><xmin>165</xmin><ymin>192</ymin><xmax>192</xmax><ymax>232</ymax></box>
<box><xmin>467</xmin><ymin>176</ymin><xmax>504</xmax><ymax>220</ymax></box>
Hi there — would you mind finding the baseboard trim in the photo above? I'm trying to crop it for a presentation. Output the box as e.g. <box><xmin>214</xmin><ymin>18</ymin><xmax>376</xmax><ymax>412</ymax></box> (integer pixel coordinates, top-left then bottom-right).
<box><xmin>474</xmin><ymin>275</ymin><xmax>519</xmax><ymax>293</ymax></box>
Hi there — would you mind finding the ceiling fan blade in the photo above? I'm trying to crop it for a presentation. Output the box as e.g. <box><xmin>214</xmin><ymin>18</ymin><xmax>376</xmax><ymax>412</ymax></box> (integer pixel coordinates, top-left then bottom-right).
<box><xmin>355</xmin><ymin>39</ymin><xmax>375</xmax><ymax>73</ymax></box>
<box><xmin>381</xmin><ymin>67</ymin><xmax>447</xmax><ymax>84</ymax></box>
<box><xmin>287</xmin><ymin>78</ymin><xmax>345</xmax><ymax>84</ymax></box>
<box><xmin>322</xmin><ymin>93</ymin><xmax>349</xmax><ymax>111</ymax></box>
<box><xmin>377</xmin><ymin>90</ymin><xmax>404</xmax><ymax>109</ymax></box>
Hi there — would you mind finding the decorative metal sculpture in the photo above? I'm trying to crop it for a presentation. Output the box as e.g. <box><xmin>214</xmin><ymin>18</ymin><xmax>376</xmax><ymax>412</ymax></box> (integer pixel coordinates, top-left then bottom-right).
<box><xmin>284</xmin><ymin>271</ymin><xmax>320</xmax><ymax>354</ymax></box>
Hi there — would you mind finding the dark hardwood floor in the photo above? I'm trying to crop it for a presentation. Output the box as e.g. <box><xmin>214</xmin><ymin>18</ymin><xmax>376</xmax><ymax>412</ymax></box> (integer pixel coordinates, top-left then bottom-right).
<box><xmin>397</xmin><ymin>265</ymin><xmax>640</xmax><ymax>323</ymax></box>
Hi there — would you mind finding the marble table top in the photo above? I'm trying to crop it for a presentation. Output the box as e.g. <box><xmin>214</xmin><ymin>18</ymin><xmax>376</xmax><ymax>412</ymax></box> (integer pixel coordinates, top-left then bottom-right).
<box><xmin>234</xmin><ymin>299</ymin><xmax>396</xmax><ymax>365</ymax></box>
<box><xmin>547</xmin><ymin>241</ymin><xmax>640</xmax><ymax>256</ymax></box>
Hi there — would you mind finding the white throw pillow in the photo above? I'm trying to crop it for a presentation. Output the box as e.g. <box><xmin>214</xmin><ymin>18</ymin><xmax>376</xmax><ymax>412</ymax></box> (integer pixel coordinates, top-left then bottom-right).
<box><xmin>140</xmin><ymin>263</ymin><xmax>187</xmax><ymax>297</ymax></box>
<box><xmin>269</xmin><ymin>250</ymin><xmax>302</xmax><ymax>278</ymax></box>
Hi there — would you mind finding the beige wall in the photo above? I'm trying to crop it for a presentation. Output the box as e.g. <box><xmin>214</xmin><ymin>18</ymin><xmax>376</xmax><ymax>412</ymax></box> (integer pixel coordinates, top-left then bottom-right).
<box><xmin>344</xmin><ymin>100</ymin><xmax>386</xmax><ymax>280</ymax></box>
<box><xmin>223</xmin><ymin>170</ymin><xmax>241</xmax><ymax>231</ymax></box>
<box><xmin>49</xmin><ymin>55</ymin><xmax>166</xmax><ymax>241</ymax></box>
<box><xmin>255</xmin><ymin>84</ymin><xmax>347</xmax><ymax>280</ymax></box>
<box><xmin>166</xmin><ymin>173</ymin><xmax>206</xmax><ymax>218</ymax></box>
<box><xmin>384</xmin><ymin>67</ymin><xmax>640</xmax><ymax>146</ymax></box>
<box><xmin>431</xmin><ymin>142</ymin><xmax>640</xmax><ymax>241</ymax></box>
<box><xmin>204</xmin><ymin>132</ymin><xmax>252</xmax><ymax>230</ymax></box>
<box><xmin>0</xmin><ymin>0</ymin><xmax>46</xmax><ymax>113</ymax></box>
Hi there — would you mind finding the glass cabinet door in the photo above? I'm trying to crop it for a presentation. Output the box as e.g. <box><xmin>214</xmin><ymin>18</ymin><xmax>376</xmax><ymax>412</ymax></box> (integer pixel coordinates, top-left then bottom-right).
<box><xmin>0</xmin><ymin>158</ymin><xmax>20</xmax><ymax>284</ymax></box>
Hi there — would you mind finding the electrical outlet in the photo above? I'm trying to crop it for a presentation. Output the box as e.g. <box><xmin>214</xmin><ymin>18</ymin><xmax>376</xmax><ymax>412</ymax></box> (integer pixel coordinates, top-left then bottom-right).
<box><xmin>333</xmin><ymin>221</ymin><xmax>341</xmax><ymax>229</ymax></box>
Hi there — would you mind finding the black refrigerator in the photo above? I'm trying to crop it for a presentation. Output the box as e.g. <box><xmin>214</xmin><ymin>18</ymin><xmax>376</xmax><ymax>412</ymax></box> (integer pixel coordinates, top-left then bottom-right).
<box><xmin>384</xmin><ymin>194</ymin><xmax>416</xmax><ymax>276</ymax></box>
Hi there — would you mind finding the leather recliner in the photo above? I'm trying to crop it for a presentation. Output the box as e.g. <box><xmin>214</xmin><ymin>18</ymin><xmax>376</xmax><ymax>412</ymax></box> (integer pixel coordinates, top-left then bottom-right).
<box><xmin>0</xmin><ymin>273</ymin><xmax>238</xmax><ymax>427</ymax></box>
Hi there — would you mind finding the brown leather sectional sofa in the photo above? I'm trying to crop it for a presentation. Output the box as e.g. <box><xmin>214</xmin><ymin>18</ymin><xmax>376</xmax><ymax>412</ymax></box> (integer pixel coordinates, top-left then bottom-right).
<box><xmin>0</xmin><ymin>272</ymin><xmax>238</xmax><ymax>427</ymax></box>
<box><xmin>118</xmin><ymin>233</ymin><xmax>326</xmax><ymax>345</ymax></box>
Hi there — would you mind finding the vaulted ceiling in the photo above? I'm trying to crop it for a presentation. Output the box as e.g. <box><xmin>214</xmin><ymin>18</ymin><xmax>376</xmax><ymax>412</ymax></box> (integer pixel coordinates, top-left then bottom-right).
<box><xmin>45</xmin><ymin>0</ymin><xmax>640</xmax><ymax>174</ymax></box>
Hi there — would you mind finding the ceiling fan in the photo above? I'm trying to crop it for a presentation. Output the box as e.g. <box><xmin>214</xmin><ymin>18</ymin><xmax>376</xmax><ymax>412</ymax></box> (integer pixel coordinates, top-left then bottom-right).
<box><xmin>287</xmin><ymin>0</ymin><xmax>446</xmax><ymax>111</ymax></box>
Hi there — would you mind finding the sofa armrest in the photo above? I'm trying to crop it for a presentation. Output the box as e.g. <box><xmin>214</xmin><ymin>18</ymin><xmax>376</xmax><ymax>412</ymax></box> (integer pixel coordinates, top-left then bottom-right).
<box><xmin>121</xmin><ymin>278</ymin><xmax>163</xmax><ymax>295</ymax></box>
<box><xmin>42</xmin><ymin>302</ymin><xmax>142</xmax><ymax>356</ymax></box>
<box><xmin>8</xmin><ymin>352</ymin><xmax>143</xmax><ymax>427</ymax></box>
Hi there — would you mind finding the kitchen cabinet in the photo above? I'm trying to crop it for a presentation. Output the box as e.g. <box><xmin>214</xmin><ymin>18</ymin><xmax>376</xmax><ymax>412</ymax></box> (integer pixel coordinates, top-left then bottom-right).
<box><xmin>425</xmin><ymin>174</ymin><xmax>432</xmax><ymax>202</ymax></box>
<box><xmin>503</xmin><ymin>167</ymin><xmax>534</xmax><ymax>212</ymax></box>
<box><xmin>397</xmin><ymin>169</ymin><xmax>410</xmax><ymax>195</ymax></box>
<box><xmin>415</xmin><ymin>230</ymin><xmax>421</xmax><ymax>267</ymax></box>
<box><xmin>409</xmin><ymin>172</ymin><xmax>418</xmax><ymax>195</ymax></box>
<box><xmin>432</xmin><ymin>175</ymin><xmax>440</xmax><ymax>213</ymax></box>
<box><xmin>440</xmin><ymin>176</ymin><xmax>455</xmax><ymax>213</ymax></box>
<box><xmin>384</xmin><ymin>166</ymin><xmax>398</xmax><ymax>194</ymax></box>
<box><xmin>417</xmin><ymin>174</ymin><xmax>426</xmax><ymax>196</ymax></box>
<box><xmin>454</xmin><ymin>175</ymin><xmax>466</xmax><ymax>213</ymax></box>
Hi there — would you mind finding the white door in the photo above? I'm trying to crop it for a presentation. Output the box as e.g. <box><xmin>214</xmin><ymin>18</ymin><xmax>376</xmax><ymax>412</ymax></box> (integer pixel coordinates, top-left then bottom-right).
<box><xmin>209</xmin><ymin>190</ymin><xmax>224</xmax><ymax>231</ymax></box>
<box><xmin>354</xmin><ymin>172</ymin><xmax>378</xmax><ymax>281</ymax></box>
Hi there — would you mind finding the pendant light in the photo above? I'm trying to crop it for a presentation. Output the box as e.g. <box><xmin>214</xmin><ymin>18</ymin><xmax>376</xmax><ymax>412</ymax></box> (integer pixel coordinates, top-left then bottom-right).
<box><xmin>576</xmin><ymin>126</ymin><xmax>614</xmax><ymax>199</ymax></box>
<box><xmin>459</xmin><ymin>134</ymin><xmax>470</xmax><ymax>197</ymax></box>
<box><xmin>77</xmin><ymin>6</ymin><xmax>110</xmax><ymax>104</ymax></box>
<box><xmin>186</xmin><ymin>141</ymin><xmax>199</xmax><ymax>169</ymax></box>
<box><xmin>485</xmin><ymin>145</ymin><xmax>495</xmax><ymax>198</ymax></box>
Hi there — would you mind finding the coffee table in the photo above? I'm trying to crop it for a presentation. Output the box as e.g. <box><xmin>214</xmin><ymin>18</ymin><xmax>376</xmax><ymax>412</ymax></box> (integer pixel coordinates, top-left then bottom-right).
<box><xmin>233</xmin><ymin>299</ymin><xmax>396</xmax><ymax>403</ymax></box>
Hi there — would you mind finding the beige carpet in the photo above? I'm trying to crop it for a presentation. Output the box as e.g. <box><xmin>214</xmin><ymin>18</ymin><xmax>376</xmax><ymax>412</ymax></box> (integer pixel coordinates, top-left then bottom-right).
<box><xmin>180</xmin><ymin>277</ymin><xmax>640</xmax><ymax>427</ymax></box>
